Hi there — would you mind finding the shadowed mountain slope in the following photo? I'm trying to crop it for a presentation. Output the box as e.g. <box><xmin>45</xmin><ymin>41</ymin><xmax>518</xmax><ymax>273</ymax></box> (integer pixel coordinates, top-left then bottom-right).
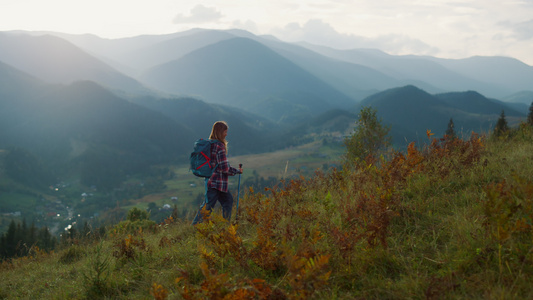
<box><xmin>0</xmin><ymin>62</ymin><xmax>198</xmax><ymax>188</ymax></box>
<box><xmin>360</xmin><ymin>85</ymin><xmax>526</xmax><ymax>145</ymax></box>
<box><xmin>127</xmin><ymin>95</ymin><xmax>284</xmax><ymax>154</ymax></box>
<box><xmin>0</xmin><ymin>80</ymin><xmax>194</xmax><ymax>164</ymax></box>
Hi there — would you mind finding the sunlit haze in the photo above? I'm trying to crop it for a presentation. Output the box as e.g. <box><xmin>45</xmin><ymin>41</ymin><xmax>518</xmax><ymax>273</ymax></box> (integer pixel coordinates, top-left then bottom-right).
<box><xmin>0</xmin><ymin>0</ymin><xmax>532</xmax><ymax>65</ymax></box>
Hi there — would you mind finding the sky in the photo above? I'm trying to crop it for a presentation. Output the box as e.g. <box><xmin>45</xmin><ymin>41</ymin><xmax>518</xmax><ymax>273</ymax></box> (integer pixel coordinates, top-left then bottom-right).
<box><xmin>1</xmin><ymin>0</ymin><xmax>532</xmax><ymax>65</ymax></box>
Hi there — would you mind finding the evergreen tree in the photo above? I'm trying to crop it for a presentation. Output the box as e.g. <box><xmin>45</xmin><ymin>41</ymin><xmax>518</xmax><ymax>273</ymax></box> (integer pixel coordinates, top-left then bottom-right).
<box><xmin>0</xmin><ymin>235</ymin><xmax>5</xmax><ymax>258</ymax></box>
<box><xmin>344</xmin><ymin>106</ymin><xmax>391</xmax><ymax>163</ymax></box>
<box><xmin>28</xmin><ymin>222</ymin><xmax>37</xmax><ymax>249</ymax></box>
<box><xmin>445</xmin><ymin>118</ymin><xmax>456</xmax><ymax>139</ymax></box>
<box><xmin>527</xmin><ymin>102</ymin><xmax>533</xmax><ymax>126</ymax></box>
<box><xmin>3</xmin><ymin>220</ymin><xmax>17</xmax><ymax>258</ymax></box>
<box><xmin>494</xmin><ymin>110</ymin><xmax>509</xmax><ymax>137</ymax></box>
<box><xmin>37</xmin><ymin>227</ymin><xmax>56</xmax><ymax>251</ymax></box>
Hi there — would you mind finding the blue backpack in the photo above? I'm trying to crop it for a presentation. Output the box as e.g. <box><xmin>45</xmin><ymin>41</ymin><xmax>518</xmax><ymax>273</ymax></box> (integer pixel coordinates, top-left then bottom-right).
<box><xmin>190</xmin><ymin>139</ymin><xmax>217</xmax><ymax>178</ymax></box>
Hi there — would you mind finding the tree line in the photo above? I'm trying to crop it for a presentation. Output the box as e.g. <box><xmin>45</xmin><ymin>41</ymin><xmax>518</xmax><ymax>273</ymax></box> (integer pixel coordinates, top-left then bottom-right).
<box><xmin>0</xmin><ymin>219</ymin><xmax>56</xmax><ymax>260</ymax></box>
<box><xmin>0</xmin><ymin>218</ymin><xmax>109</xmax><ymax>261</ymax></box>
<box><xmin>493</xmin><ymin>101</ymin><xmax>533</xmax><ymax>137</ymax></box>
<box><xmin>439</xmin><ymin>101</ymin><xmax>533</xmax><ymax>142</ymax></box>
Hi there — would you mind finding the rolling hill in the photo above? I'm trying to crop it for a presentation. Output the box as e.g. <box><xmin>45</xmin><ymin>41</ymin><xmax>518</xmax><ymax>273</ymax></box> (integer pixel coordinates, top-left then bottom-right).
<box><xmin>360</xmin><ymin>85</ymin><xmax>527</xmax><ymax>144</ymax></box>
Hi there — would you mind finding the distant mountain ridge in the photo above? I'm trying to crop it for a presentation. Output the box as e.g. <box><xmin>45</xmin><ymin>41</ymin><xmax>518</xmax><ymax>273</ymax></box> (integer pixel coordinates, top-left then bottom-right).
<box><xmin>299</xmin><ymin>43</ymin><xmax>533</xmax><ymax>98</ymax></box>
<box><xmin>140</xmin><ymin>37</ymin><xmax>356</xmax><ymax>121</ymax></box>
<box><xmin>0</xmin><ymin>33</ymin><xmax>148</xmax><ymax>93</ymax></box>
<box><xmin>9</xmin><ymin>28</ymin><xmax>531</xmax><ymax>101</ymax></box>
<box><xmin>429</xmin><ymin>56</ymin><xmax>533</xmax><ymax>95</ymax></box>
<box><xmin>119</xmin><ymin>30</ymin><xmax>236</xmax><ymax>72</ymax></box>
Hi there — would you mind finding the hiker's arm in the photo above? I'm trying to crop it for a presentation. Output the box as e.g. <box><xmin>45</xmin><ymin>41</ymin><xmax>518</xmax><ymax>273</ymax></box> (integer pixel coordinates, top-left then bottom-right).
<box><xmin>216</xmin><ymin>148</ymin><xmax>239</xmax><ymax>176</ymax></box>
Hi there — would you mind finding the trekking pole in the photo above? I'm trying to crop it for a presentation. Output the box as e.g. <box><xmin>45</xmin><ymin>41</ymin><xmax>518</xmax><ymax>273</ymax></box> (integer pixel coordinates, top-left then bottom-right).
<box><xmin>235</xmin><ymin>164</ymin><xmax>242</xmax><ymax>222</ymax></box>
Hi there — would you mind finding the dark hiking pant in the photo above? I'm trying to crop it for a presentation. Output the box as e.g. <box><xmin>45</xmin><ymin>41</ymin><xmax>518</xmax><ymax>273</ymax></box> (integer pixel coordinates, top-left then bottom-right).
<box><xmin>192</xmin><ymin>187</ymin><xmax>233</xmax><ymax>225</ymax></box>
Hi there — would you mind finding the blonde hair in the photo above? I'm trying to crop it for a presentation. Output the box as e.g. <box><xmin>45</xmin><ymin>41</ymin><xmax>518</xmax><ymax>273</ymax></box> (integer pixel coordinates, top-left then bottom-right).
<box><xmin>210</xmin><ymin>121</ymin><xmax>228</xmax><ymax>150</ymax></box>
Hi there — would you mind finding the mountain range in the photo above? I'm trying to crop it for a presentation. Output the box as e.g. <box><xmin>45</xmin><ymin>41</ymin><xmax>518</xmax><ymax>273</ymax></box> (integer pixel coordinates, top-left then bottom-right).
<box><xmin>1</xmin><ymin>28</ymin><xmax>532</xmax><ymax>191</ymax></box>
<box><xmin>5</xmin><ymin>28</ymin><xmax>533</xmax><ymax>102</ymax></box>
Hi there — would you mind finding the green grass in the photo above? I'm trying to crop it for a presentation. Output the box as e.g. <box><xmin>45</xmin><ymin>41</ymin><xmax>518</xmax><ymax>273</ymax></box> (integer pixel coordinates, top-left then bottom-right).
<box><xmin>1</xmin><ymin>127</ymin><xmax>533</xmax><ymax>299</ymax></box>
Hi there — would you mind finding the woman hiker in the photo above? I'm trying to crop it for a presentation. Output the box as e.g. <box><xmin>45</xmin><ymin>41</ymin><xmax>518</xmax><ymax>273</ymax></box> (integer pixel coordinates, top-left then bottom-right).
<box><xmin>192</xmin><ymin>121</ymin><xmax>243</xmax><ymax>225</ymax></box>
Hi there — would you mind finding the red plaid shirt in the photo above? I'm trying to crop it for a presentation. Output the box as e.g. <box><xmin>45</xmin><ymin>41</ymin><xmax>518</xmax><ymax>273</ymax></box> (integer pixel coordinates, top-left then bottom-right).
<box><xmin>207</xmin><ymin>140</ymin><xmax>239</xmax><ymax>192</ymax></box>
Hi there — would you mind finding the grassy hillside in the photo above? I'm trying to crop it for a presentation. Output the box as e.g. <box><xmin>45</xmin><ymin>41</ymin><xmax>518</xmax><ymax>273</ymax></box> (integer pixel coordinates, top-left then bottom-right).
<box><xmin>1</xmin><ymin>125</ymin><xmax>532</xmax><ymax>299</ymax></box>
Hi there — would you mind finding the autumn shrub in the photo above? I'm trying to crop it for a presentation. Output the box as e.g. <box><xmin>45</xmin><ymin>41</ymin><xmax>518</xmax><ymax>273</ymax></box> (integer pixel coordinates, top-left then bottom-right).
<box><xmin>112</xmin><ymin>232</ymin><xmax>151</xmax><ymax>262</ymax></box>
<box><xmin>176</xmin><ymin>262</ymin><xmax>283</xmax><ymax>299</ymax></box>
<box><xmin>111</xmin><ymin>207</ymin><xmax>157</xmax><ymax>235</ymax></box>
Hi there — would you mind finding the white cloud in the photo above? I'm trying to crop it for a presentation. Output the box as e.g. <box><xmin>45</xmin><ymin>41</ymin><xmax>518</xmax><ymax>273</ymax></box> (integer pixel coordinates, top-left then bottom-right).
<box><xmin>269</xmin><ymin>19</ymin><xmax>439</xmax><ymax>56</ymax></box>
<box><xmin>173</xmin><ymin>5</ymin><xmax>223</xmax><ymax>24</ymax></box>
<box><xmin>1</xmin><ymin>0</ymin><xmax>533</xmax><ymax>65</ymax></box>
<box><xmin>501</xmin><ymin>19</ymin><xmax>533</xmax><ymax>40</ymax></box>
